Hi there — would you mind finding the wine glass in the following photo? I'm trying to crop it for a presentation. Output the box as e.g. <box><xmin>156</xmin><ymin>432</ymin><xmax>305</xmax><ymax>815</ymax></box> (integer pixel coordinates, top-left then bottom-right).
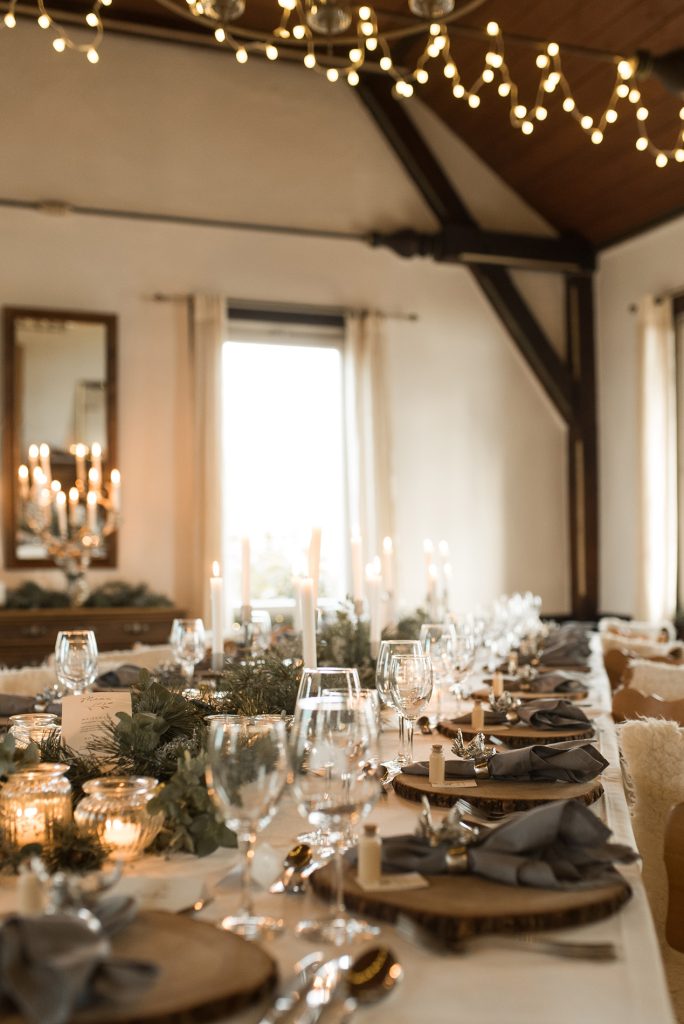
<box><xmin>388</xmin><ymin>654</ymin><xmax>433</xmax><ymax>765</ymax></box>
<box><xmin>296</xmin><ymin>666</ymin><xmax>361</xmax><ymax>703</ymax></box>
<box><xmin>376</xmin><ymin>640</ymin><xmax>422</xmax><ymax>765</ymax></box>
<box><xmin>419</xmin><ymin>623</ymin><xmax>457</xmax><ymax>720</ymax></box>
<box><xmin>205</xmin><ymin>716</ymin><xmax>289</xmax><ymax>940</ymax></box>
<box><xmin>55</xmin><ymin>630</ymin><xmax>98</xmax><ymax>696</ymax></box>
<box><xmin>290</xmin><ymin>693</ymin><xmax>382</xmax><ymax>945</ymax></box>
<box><xmin>170</xmin><ymin>618</ymin><xmax>206</xmax><ymax>684</ymax></box>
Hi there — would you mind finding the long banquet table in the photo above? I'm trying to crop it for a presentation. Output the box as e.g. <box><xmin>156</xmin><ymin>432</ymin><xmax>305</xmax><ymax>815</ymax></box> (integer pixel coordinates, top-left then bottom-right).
<box><xmin>0</xmin><ymin>641</ymin><xmax>676</xmax><ymax>1024</ymax></box>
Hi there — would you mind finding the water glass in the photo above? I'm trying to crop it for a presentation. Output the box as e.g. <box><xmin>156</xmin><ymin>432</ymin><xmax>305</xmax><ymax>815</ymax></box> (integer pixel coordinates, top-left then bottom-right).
<box><xmin>55</xmin><ymin>629</ymin><xmax>98</xmax><ymax>696</ymax></box>
<box><xmin>290</xmin><ymin>693</ymin><xmax>382</xmax><ymax>945</ymax></box>
<box><xmin>206</xmin><ymin>716</ymin><xmax>289</xmax><ymax>940</ymax></box>
<box><xmin>376</xmin><ymin>640</ymin><xmax>422</xmax><ymax>764</ymax></box>
<box><xmin>296</xmin><ymin>666</ymin><xmax>361</xmax><ymax>703</ymax></box>
<box><xmin>170</xmin><ymin>618</ymin><xmax>206</xmax><ymax>683</ymax></box>
<box><xmin>389</xmin><ymin>654</ymin><xmax>433</xmax><ymax>764</ymax></box>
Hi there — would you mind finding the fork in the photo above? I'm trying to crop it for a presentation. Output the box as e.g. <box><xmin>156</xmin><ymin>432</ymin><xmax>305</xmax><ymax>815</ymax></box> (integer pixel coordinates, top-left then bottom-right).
<box><xmin>454</xmin><ymin>798</ymin><xmax>519</xmax><ymax>823</ymax></box>
<box><xmin>395</xmin><ymin>915</ymin><xmax>618</xmax><ymax>961</ymax></box>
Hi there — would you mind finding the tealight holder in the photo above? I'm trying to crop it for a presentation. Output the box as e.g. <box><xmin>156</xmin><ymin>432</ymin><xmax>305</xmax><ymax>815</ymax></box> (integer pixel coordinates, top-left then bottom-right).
<box><xmin>9</xmin><ymin>713</ymin><xmax>61</xmax><ymax>749</ymax></box>
<box><xmin>0</xmin><ymin>763</ymin><xmax>72</xmax><ymax>850</ymax></box>
<box><xmin>74</xmin><ymin>777</ymin><xmax>164</xmax><ymax>862</ymax></box>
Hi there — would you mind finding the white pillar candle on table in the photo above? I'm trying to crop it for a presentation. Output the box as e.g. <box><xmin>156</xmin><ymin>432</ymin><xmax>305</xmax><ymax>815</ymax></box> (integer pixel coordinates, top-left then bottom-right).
<box><xmin>55</xmin><ymin>491</ymin><xmax>68</xmax><ymax>538</ymax></box>
<box><xmin>427</xmin><ymin>563</ymin><xmax>438</xmax><ymax>618</ymax></box>
<box><xmin>292</xmin><ymin>577</ymin><xmax>303</xmax><ymax>633</ymax></box>
<box><xmin>308</xmin><ymin>527</ymin><xmax>322</xmax><ymax>605</ymax></box>
<box><xmin>471</xmin><ymin>700</ymin><xmax>485</xmax><ymax>732</ymax></box>
<box><xmin>366</xmin><ymin>562</ymin><xmax>382</xmax><ymax>657</ymax></box>
<box><xmin>109</xmin><ymin>469</ymin><xmax>121</xmax><ymax>512</ymax></box>
<box><xmin>86</xmin><ymin>491</ymin><xmax>98</xmax><ymax>532</ymax></box>
<box><xmin>350</xmin><ymin>530</ymin><xmax>364</xmax><ymax>606</ymax></box>
<box><xmin>241</xmin><ymin>536</ymin><xmax>251</xmax><ymax>609</ymax></box>
<box><xmin>91</xmin><ymin>441</ymin><xmax>103</xmax><ymax>482</ymax></box>
<box><xmin>300</xmin><ymin>577</ymin><xmax>317</xmax><ymax>668</ymax></box>
<box><xmin>210</xmin><ymin>561</ymin><xmax>224</xmax><ymax>660</ymax></box>
<box><xmin>39</xmin><ymin>443</ymin><xmax>51</xmax><ymax>486</ymax></box>
<box><xmin>17</xmin><ymin>465</ymin><xmax>29</xmax><ymax>500</ymax></box>
<box><xmin>423</xmin><ymin>538</ymin><xmax>434</xmax><ymax>596</ymax></box>
<box><xmin>68</xmin><ymin>487</ymin><xmax>80</xmax><ymax>527</ymax></box>
<box><xmin>28</xmin><ymin>444</ymin><xmax>39</xmax><ymax>473</ymax></box>
<box><xmin>75</xmin><ymin>443</ymin><xmax>87</xmax><ymax>487</ymax></box>
<box><xmin>381</xmin><ymin>536</ymin><xmax>394</xmax><ymax>595</ymax></box>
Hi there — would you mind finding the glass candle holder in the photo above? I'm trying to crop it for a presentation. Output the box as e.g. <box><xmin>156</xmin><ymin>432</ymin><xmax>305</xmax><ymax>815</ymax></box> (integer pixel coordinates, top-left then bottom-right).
<box><xmin>0</xmin><ymin>763</ymin><xmax>72</xmax><ymax>850</ymax></box>
<box><xmin>9</xmin><ymin>713</ymin><xmax>61</xmax><ymax>748</ymax></box>
<box><xmin>74</xmin><ymin>777</ymin><xmax>164</xmax><ymax>862</ymax></box>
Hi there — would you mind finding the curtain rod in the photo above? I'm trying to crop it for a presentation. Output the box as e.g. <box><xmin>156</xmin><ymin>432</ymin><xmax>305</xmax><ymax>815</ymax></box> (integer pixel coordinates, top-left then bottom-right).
<box><xmin>628</xmin><ymin>286</ymin><xmax>684</xmax><ymax>312</ymax></box>
<box><xmin>150</xmin><ymin>293</ymin><xmax>419</xmax><ymax>322</ymax></box>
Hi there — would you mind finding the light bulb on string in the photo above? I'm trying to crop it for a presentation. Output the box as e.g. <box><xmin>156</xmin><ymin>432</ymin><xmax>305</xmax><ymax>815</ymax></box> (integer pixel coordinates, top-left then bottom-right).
<box><xmin>591</xmin><ymin>129</ymin><xmax>603</xmax><ymax>144</ymax></box>
<box><xmin>468</xmin><ymin>93</ymin><xmax>480</xmax><ymax>108</ymax></box>
<box><xmin>498</xmin><ymin>81</ymin><xmax>511</xmax><ymax>97</ymax></box>
<box><xmin>292</xmin><ymin>23</ymin><xmax>306</xmax><ymax>38</ymax></box>
<box><xmin>326</xmin><ymin>67</ymin><xmax>338</xmax><ymax>82</ymax></box>
<box><xmin>544</xmin><ymin>71</ymin><xmax>560</xmax><ymax>92</ymax></box>
<box><xmin>53</xmin><ymin>36</ymin><xmax>66</xmax><ymax>52</ymax></box>
<box><xmin>546</xmin><ymin>42</ymin><xmax>559</xmax><ymax>57</ymax></box>
<box><xmin>562</xmin><ymin>97</ymin><xmax>575</xmax><ymax>112</ymax></box>
<box><xmin>443</xmin><ymin>62</ymin><xmax>456</xmax><ymax>78</ymax></box>
<box><xmin>426</xmin><ymin>43</ymin><xmax>439</xmax><ymax>58</ymax></box>
<box><xmin>37</xmin><ymin>13</ymin><xmax>50</xmax><ymax>27</ymax></box>
<box><xmin>236</xmin><ymin>46</ymin><xmax>248</xmax><ymax>62</ymax></box>
<box><xmin>303</xmin><ymin>51</ymin><xmax>315</xmax><ymax>67</ymax></box>
<box><xmin>379</xmin><ymin>55</ymin><xmax>392</xmax><ymax>70</ymax></box>
<box><xmin>416</xmin><ymin>68</ymin><xmax>429</xmax><ymax>84</ymax></box>
<box><xmin>636</xmin><ymin>106</ymin><xmax>648</xmax><ymax>121</ymax></box>
<box><xmin>535</xmin><ymin>106</ymin><xmax>547</xmax><ymax>120</ymax></box>
<box><xmin>656</xmin><ymin>153</ymin><xmax>668</xmax><ymax>168</ymax></box>
<box><xmin>265</xmin><ymin>43</ymin><xmax>278</xmax><ymax>60</ymax></box>
<box><xmin>676</xmin><ymin>149</ymin><xmax>684</xmax><ymax>162</ymax></box>
<box><xmin>536</xmin><ymin>54</ymin><xmax>549</xmax><ymax>69</ymax></box>
<box><xmin>215</xmin><ymin>26</ymin><xmax>226</xmax><ymax>42</ymax></box>
<box><xmin>86</xmin><ymin>12</ymin><xmax>99</xmax><ymax>27</ymax></box>
<box><xmin>453</xmin><ymin>82</ymin><xmax>465</xmax><ymax>98</ymax></box>
<box><xmin>87</xmin><ymin>47</ymin><xmax>99</xmax><ymax>63</ymax></box>
<box><xmin>521</xmin><ymin>120</ymin><xmax>534</xmax><ymax>134</ymax></box>
<box><xmin>349</xmin><ymin>46</ymin><xmax>361</xmax><ymax>62</ymax></box>
<box><xmin>348</xmin><ymin>70</ymin><xmax>359</xmax><ymax>85</ymax></box>
<box><xmin>605</xmin><ymin>108</ymin><xmax>618</xmax><ymax>123</ymax></box>
<box><xmin>482</xmin><ymin>68</ymin><xmax>494</xmax><ymax>83</ymax></box>
<box><xmin>617</xmin><ymin>58</ymin><xmax>633</xmax><ymax>80</ymax></box>
<box><xmin>616</xmin><ymin>83</ymin><xmax>629</xmax><ymax>98</ymax></box>
<box><xmin>628</xmin><ymin>88</ymin><xmax>640</xmax><ymax>103</ymax></box>
<box><xmin>486</xmin><ymin>21</ymin><xmax>499</xmax><ymax>36</ymax></box>
<box><xmin>365</xmin><ymin>36</ymin><xmax>377</xmax><ymax>50</ymax></box>
<box><xmin>358</xmin><ymin>4</ymin><xmax>371</xmax><ymax>18</ymax></box>
<box><xmin>3</xmin><ymin>11</ymin><xmax>16</xmax><ymax>27</ymax></box>
<box><xmin>429</xmin><ymin>22</ymin><xmax>440</xmax><ymax>35</ymax></box>
<box><xmin>513</xmin><ymin>103</ymin><xmax>527</xmax><ymax>119</ymax></box>
<box><xmin>635</xmin><ymin>136</ymin><xmax>648</xmax><ymax>151</ymax></box>
<box><xmin>580</xmin><ymin>114</ymin><xmax>593</xmax><ymax>130</ymax></box>
<box><xmin>486</xmin><ymin>51</ymin><xmax>503</xmax><ymax>68</ymax></box>
<box><xmin>360</xmin><ymin>20</ymin><xmax>373</xmax><ymax>35</ymax></box>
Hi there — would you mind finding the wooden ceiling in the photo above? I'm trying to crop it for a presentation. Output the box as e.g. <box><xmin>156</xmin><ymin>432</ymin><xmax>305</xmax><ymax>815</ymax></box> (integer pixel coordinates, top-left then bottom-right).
<box><xmin>41</xmin><ymin>0</ymin><xmax>684</xmax><ymax>246</ymax></box>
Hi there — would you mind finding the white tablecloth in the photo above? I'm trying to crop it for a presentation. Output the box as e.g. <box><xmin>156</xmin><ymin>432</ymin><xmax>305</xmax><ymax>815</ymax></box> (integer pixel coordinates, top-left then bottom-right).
<box><xmin>0</xmin><ymin>643</ymin><xmax>676</xmax><ymax>1023</ymax></box>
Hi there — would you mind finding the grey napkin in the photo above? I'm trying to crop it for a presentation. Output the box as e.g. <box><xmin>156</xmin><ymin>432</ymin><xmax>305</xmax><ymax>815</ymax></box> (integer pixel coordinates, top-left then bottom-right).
<box><xmin>520</xmin><ymin>673</ymin><xmax>586</xmax><ymax>694</ymax></box>
<box><xmin>515</xmin><ymin>699</ymin><xmax>591</xmax><ymax>730</ymax></box>
<box><xmin>94</xmin><ymin>665</ymin><xmax>143</xmax><ymax>690</ymax></box>
<box><xmin>403</xmin><ymin>740</ymin><xmax>607</xmax><ymax>784</ymax></box>
<box><xmin>373</xmin><ymin>799</ymin><xmax>636</xmax><ymax>890</ymax></box>
<box><xmin>451</xmin><ymin>708</ymin><xmax>507</xmax><ymax>726</ymax></box>
<box><xmin>0</xmin><ymin>912</ymin><xmax>157</xmax><ymax>1024</ymax></box>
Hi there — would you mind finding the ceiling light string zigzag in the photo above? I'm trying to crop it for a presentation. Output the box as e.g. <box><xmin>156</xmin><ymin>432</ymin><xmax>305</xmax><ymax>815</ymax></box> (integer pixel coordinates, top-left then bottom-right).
<box><xmin>2</xmin><ymin>0</ymin><xmax>682</xmax><ymax>169</ymax></box>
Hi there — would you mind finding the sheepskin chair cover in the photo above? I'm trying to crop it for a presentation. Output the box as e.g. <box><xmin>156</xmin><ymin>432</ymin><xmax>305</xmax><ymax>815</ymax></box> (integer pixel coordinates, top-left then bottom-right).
<box><xmin>620</xmin><ymin>718</ymin><xmax>684</xmax><ymax>1020</ymax></box>
<box><xmin>627</xmin><ymin>660</ymin><xmax>684</xmax><ymax>702</ymax></box>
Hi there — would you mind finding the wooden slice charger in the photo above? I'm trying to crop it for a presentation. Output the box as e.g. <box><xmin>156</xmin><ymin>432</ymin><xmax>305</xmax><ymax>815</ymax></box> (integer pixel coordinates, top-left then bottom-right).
<box><xmin>392</xmin><ymin>771</ymin><xmax>604</xmax><ymax>812</ymax></box>
<box><xmin>6</xmin><ymin>910</ymin><xmax>278</xmax><ymax>1024</ymax></box>
<box><xmin>436</xmin><ymin>717</ymin><xmax>595</xmax><ymax>749</ymax></box>
<box><xmin>310</xmin><ymin>860</ymin><xmax>629</xmax><ymax>943</ymax></box>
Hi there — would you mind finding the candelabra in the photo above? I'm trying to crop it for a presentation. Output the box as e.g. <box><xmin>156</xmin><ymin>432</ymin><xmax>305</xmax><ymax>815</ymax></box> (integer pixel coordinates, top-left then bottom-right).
<box><xmin>16</xmin><ymin>442</ymin><xmax>121</xmax><ymax>605</ymax></box>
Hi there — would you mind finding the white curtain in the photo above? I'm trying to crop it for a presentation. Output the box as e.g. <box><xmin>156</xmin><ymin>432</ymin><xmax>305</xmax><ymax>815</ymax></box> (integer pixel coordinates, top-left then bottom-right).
<box><xmin>635</xmin><ymin>295</ymin><xmax>677</xmax><ymax>622</ymax></box>
<box><xmin>175</xmin><ymin>294</ymin><xmax>225</xmax><ymax>620</ymax></box>
<box><xmin>344</xmin><ymin>311</ymin><xmax>393</xmax><ymax>562</ymax></box>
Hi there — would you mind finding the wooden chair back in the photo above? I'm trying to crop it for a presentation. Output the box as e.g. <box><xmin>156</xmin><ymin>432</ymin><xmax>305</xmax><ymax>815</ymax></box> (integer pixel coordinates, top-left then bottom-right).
<box><xmin>665</xmin><ymin>802</ymin><xmax>684</xmax><ymax>952</ymax></box>
<box><xmin>604</xmin><ymin>648</ymin><xmax>631</xmax><ymax>691</ymax></box>
<box><xmin>612</xmin><ymin>686</ymin><xmax>684</xmax><ymax>726</ymax></box>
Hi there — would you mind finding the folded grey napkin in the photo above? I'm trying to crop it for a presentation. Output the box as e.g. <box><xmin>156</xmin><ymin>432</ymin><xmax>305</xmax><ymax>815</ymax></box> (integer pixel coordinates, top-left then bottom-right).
<box><xmin>372</xmin><ymin>799</ymin><xmax>636</xmax><ymax>890</ymax></box>
<box><xmin>403</xmin><ymin>740</ymin><xmax>607</xmax><ymax>784</ymax></box>
<box><xmin>518</xmin><ymin>673</ymin><xmax>586</xmax><ymax>694</ymax></box>
<box><xmin>515</xmin><ymin>699</ymin><xmax>591</xmax><ymax>730</ymax></box>
<box><xmin>94</xmin><ymin>665</ymin><xmax>143</xmax><ymax>690</ymax></box>
<box><xmin>451</xmin><ymin>708</ymin><xmax>507</xmax><ymax>726</ymax></box>
<box><xmin>0</xmin><ymin>911</ymin><xmax>157</xmax><ymax>1024</ymax></box>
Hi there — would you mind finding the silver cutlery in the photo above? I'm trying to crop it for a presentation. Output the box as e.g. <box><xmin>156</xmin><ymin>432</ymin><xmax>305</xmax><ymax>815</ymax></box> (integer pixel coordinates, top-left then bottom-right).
<box><xmin>270</xmin><ymin>843</ymin><xmax>314</xmax><ymax>894</ymax></box>
<box><xmin>396</xmin><ymin>914</ymin><xmax>617</xmax><ymax>961</ymax></box>
<box><xmin>177</xmin><ymin>894</ymin><xmax>215</xmax><ymax>916</ymax></box>
<box><xmin>256</xmin><ymin>950</ymin><xmax>325</xmax><ymax>1024</ymax></box>
<box><xmin>316</xmin><ymin>946</ymin><xmax>402</xmax><ymax>1024</ymax></box>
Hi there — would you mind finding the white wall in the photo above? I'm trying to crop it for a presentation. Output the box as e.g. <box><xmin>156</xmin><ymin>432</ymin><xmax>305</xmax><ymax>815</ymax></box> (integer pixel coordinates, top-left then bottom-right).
<box><xmin>0</xmin><ymin>23</ymin><xmax>571</xmax><ymax>614</ymax></box>
<box><xmin>597</xmin><ymin>212</ymin><xmax>684</xmax><ymax>615</ymax></box>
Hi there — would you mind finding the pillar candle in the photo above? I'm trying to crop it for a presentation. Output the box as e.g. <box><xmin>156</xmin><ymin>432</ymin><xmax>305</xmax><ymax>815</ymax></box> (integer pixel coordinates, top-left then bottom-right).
<box><xmin>27</xmin><ymin>444</ymin><xmax>39</xmax><ymax>473</ymax></box>
<box><xmin>39</xmin><ymin>443</ymin><xmax>51</xmax><ymax>487</ymax></box>
<box><xmin>210</xmin><ymin>561</ymin><xmax>224</xmax><ymax>661</ymax></box>
<box><xmin>292</xmin><ymin>576</ymin><xmax>303</xmax><ymax>632</ymax></box>
<box><xmin>68</xmin><ymin>486</ymin><xmax>80</xmax><ymax>528</ymax></box>
<box><xmin>88</xmin><ymin>467</ymin><xmax>100</xmax><ymax>495</ymax></box>
<box><xmin>17</xmin><ymin>465</ymin><xmax>29</xmax><ymax>500</ymax></box>
<box><xmin>350</xmin><ymin>531</ymin><xmax>364</xmax><ymax>605</ymax></box>
<box><xmin>109</xmin><ymin>469</ymin><xmax>121</xmax><ymax>512</ymax></box>
<box><xmin>366</xmin><ymin>563</ymin><xmax>382</xmax><ymax>657</ymax></box>
<box><xmin>308</xmin><ymin>526</ymin><xmax>321</xmax><ymax>606</ymax></box>
<box><xmin>381</xmin><ymin>536</ymin><xmax>394</xmax><ymax>595</ymax></box>
<box><xmin>55</xmin><ymin>491</ymin><xmax>68</xmax><ymax>538</ymax></box>
<box><xmin>423</xmin><ymin>538</ymin><xmax>434</xmax><ymax>596</ymax></box>
<box><xmin>75</xmin><ymin>444</ymin><xmax>87</xmax><ymax>487</ymax></box>
<box><xmin>241</xmin><ymin>536</ymin><xmax>251</xmax><ymax>608</ymax></box>
<box><xmin>300</xmin><ymin>577</ymin><xmax>317</xmax><ymax>668</ymax></box>
<box><xmin>427</xmin><ymin>563</ymin><xmax>438</xmax><ymax>618</ymax></box>
<box><xmin>86</xmin><ymin>491</ymin><xmax>98</xmax><ymax>532</ymax></box>
<box><xmin>91</xmin><ymin>441</ymin><xmax>103</xmax><ymax>482</ymax></box>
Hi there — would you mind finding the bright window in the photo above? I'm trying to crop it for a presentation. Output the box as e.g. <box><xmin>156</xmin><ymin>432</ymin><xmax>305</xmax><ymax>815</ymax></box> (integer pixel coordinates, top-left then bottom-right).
<box><xmin>221</xmin><ymin>313</ymin><xmax>347</xmax><ymax>607</ymax></box>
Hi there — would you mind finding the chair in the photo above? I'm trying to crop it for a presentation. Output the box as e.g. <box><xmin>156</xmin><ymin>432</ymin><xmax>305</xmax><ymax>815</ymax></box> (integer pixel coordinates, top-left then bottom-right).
<box><xmin>613</xmin><ymin>688</ymin><xmax>684</xmax><ymax>726</ymax></box>
<box><xmin>619</xmin><ymin>720</ymin><xmax>684</xmax><ymax>1020</ymax></box>
<box><xmin>603</xmin><ymin>645</ymin><xmax>684</xmax><ymax>692</ymax></box>
<box><xmin>665</xmin><ymin>804</ymin><xmax>684</xmax><ymax>954</ymax></box>
<box><xmin>625</xmin><ymin>659</ymin><xmax>684</xmax><ymax>702</ymax></box>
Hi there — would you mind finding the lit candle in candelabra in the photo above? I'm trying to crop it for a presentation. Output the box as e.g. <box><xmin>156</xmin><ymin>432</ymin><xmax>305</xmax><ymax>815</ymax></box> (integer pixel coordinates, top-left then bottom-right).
<box><xmin>210</xmin><ymin>560</ymin><xmax>224</xmax><ymax>667</ymax></box>
<box><xmin>55</xmin><ymin>491</ymin><xmax>67</xmax><ymax>538</ymax></box>
<box><xmin>308</xmin><ymin>526</ymin><xmax>321</xmax><ymax>606</ymax></box>
<box><xmin>91</xmin><ymin>441</ymin><xmax>103</xmax><ymax>482</ymax></box>
<box><xmin>39</xmin><ymin>443</ymin><xmax>51</xmax><ymax>486</ymax></box>
<box><xmin>17</xmin><ymin>464</ymin><xmax>29</xmax><ymax>500</ymax></box>
<box><xmin>350</xmin><ymin>529</ymin><xmax>364</xmax><ymax>613</ymax></box>
<box><xmin>88</xmin><ymin>466</ymin><xmax>100</xmax><ymax>495</ymax></box>
<box><xmin>68</xmin><ymin>486</ymin><xmax>80</xmax><ymax>527</ymax></box>
<box><xmin>28</xmin><ymin>444</ymin><xmax>39</xmax><ymax>474</ymax></box>
<box><xmin>86</xmin><ymin>490</ymin><xmax>98</xmax><ymax>532</ymax></box>
<box><xmin>382</xmin><ymin>536</ymin><xmax>394</xmax><ymax>594</ymax></box>
<box><xmin>423</xmin><ymin>538</ymin><xmax>434</xmax><ymax>597</ymax></box>
<box><xmin>109</xmin><ymin>469</ymin><xmax>121</xmax><ymax>512</ymax></box>
<box><xmin>300</xmin><ymin>576</ymin><xmax>317</xmax><ymax>668</ymax></box>
<box><xmin>241</xmin><ymin>536</ymin><xmax>251</xmax><ymax>613</ymax></box>
<box><xmin>427</xmin><ymin>563</ymin><xmax>438</xmax><ymax>619</ymax></box>
<box><xmin>365</xmin><ymin>560</ymin><xmax>382</xmax><ymax>657</ymax></box>
<box><xmin>75</xmin><ymin>443</ymin><xmax>87</xmax><ymax>487</ymax></box>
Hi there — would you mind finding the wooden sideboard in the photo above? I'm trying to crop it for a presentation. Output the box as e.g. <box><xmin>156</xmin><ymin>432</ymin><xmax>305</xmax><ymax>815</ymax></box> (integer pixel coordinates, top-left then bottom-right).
<box><xmin>0</xmin><ymin>606</ymin><xmax>185</xmax><ymax>667</ymax></box>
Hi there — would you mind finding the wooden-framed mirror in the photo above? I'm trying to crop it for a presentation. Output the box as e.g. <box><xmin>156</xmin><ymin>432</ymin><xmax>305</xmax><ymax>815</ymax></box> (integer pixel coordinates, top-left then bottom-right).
<box><xmin>3</xmin><ymin>307</ymin><xmax>118</xmax><ymax>568</ymax></box>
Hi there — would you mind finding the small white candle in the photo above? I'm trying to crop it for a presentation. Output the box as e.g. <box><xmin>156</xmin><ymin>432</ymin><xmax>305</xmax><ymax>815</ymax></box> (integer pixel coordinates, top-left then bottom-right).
<box><xmin>55</xmin><ymin>491</ymin><xmax>68</xmax><ymax>538</ymax></box>
<box><xmin>17</xmin><ymin>464</ymin><xmax>29</xmax><ymax>500</ymax></box>
<box><xmin>300</xmin><ymin>577</ymin><xmax>317</xmax><ymax>668</ymax></box>
<box><xmin>366</xmin><ymin>562</ymin><xmax>382</xmax><ymax>657</ymax></box>
<box><xmin>381</xmin><ymin>536</ymin><xmax>394</xmax><ymax>596</ymax></box>
<box><xmin>308</xmin><ymin>527</ymin><xmax>322</xmax><ymax>606</ymax></box>
<box><xmin>109</xmin><ymin>469</ymin><xmax>121</xmax><ymax>512</ymax></box>
<box><xmin>103</xmin><ymin>817</ymin><xmax>141</xmax><ymax>858</ymax></box>
<box><xmin>91</xmin><ymin>441</ymin><xmax>103</xmax><ymax>482</ymax></box>
<box><xmin>15</xmin><ymin>804</ymin><xmax>47</xmax><ymax>846</ymax></box>
<box><xmin>492</xmin><ymin>671</ymin><xmax>505</xmax><ymax>698</ymax></box>
<box><xmin>75</xmin><ymin>443</ymin><xmax>87</xmax><ymax>486</ymax></box>
<box><xmin>68</xmin><ymin>486</ymin><xmax>80</xmax><ymax>527</ymax></box>
<box><xmin>210</xmin><ymin>561</ymin><xmax>224</xmax><ymax>659</ymax></box>
<box><xmin>27</xmin><ymin>444</ymin><xmax>39</xmax><ymax>473</ymax></box>
<box><xmin>86</xmin><ymin>491</ymin><xmax>98</xmax><ymax>532</ymax></box>
<box><xmin>350</xmin><ymin>530</ymin><xmax>364</xmax><ymax>606</ymax></box>
<box><xmin>471</xmin><ymin>701</ymin><xmax>485</xmax><ymax>732</ymax></box>
<box><xmin>39</xmin><ymin>443</ymin><xmax>51</xmax><ymax>486</ymax></box>
<box><xmin>88</xmin><ymin>466</ymin><xmax>100</xmax><ymax>495</ymax></box>
<box><xmin>241</xmin><ymin>536</ymin><xmax>251</xmax><ymax>609</ymax></box>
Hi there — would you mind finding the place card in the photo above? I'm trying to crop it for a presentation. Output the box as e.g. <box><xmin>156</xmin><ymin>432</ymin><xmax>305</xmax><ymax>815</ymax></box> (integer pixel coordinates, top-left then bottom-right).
<box><xmin>61</xmin><ymin>691</ymin><xmax>132</xmax><ymax>754</ymax></box>
<box><xmin>434</xmin><ymin>779</ymin><xmax>478</xmax><ymax>789</ymax></box>
<box><xmin>357</xmin><ymin>872</ymin><xmax>429</xmax><ymax>893</ymax></box>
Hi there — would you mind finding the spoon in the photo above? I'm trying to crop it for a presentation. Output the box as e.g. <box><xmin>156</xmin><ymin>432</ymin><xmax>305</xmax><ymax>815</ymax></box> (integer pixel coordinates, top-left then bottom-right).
<box><xmin>269</xmin><ymin>843</ymin><xmax>313</xmax><ymax>894</ymax></box>
<box><xmin>331</xmin><ymin>946</ymin><xmax>403</xmax><ymax>1023</ymax></box>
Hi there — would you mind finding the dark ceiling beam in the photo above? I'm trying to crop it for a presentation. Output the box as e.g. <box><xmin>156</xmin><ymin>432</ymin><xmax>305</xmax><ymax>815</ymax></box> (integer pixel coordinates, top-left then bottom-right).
<box><xmin>357</xmin><ymin>74</ymin><xmax>576</xmax><ymax>424</ymax></box>
<box><xmin>371</xmin><ymin>225</ymin><xmax>596</xmax><ymax>273</ymax></box>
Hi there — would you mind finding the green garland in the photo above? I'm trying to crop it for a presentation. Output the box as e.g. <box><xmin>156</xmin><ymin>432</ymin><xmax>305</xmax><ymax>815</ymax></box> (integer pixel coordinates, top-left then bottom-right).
<box><xmin>5</xmin><ymin>580</ymin><xmax>173</xmax><ymax>610</ymax></box>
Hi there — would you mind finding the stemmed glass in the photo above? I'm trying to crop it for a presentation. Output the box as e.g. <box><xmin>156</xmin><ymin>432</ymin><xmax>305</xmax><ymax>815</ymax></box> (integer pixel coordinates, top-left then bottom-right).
<box><xmin>290</xmin><ymin>692</ymin><xmax>382</xmax><ymax>945</ymax></box>
<box><xmin>206</xmin><ymin>716</ymin><xmax>289</xmax><ymax>940</ymax></box>
<box><xmin>170</xmin><ymin>618</ymin><xmax>206</xmax><ymax>685</ymax></box>
<box><xmin>296</xmin><ymin>666</ymin><xmax>361</xmax><ymax>703</ymax></box>
<box><xmin>389</xmin><ymin>654</ymin><xmax>433</xmax><ymax>765</ymax></box>
<box><xmin>419</xmin><ymin>623</ymin><xmax>457</xmax><ymax>720</ymax></box>
<box><xmin>55</xmin><ymin>629</ymin><xmax>98</xmax><ymax>696</ymax></box>
<box><xmin>376</xmin><ymin>640</ymin><xmax>422</xmax><ymax>766</ymax></box>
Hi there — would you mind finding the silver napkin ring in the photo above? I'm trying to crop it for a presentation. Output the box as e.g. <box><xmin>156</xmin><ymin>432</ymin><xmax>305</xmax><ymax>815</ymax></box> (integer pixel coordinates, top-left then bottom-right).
<box><xmin>445</xmin><ymin>845</ymin><xmax>469</xmax><ymax>873</ymax></box>
<box><xmin>474</xmin><ymin>762</ymin><xmax>490</xmax><ymax>778</ymax></box>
